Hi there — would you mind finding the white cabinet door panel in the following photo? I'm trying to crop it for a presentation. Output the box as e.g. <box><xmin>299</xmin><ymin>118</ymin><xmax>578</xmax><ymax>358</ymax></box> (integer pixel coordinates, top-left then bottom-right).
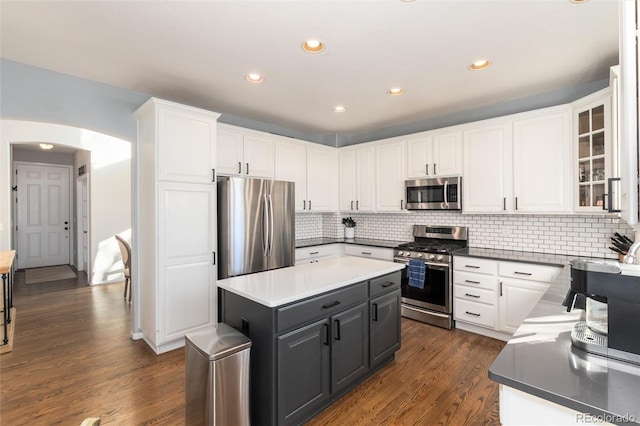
<box><xmin>406</xmin><ymin>136</ymin><xmax>431</xmax><ymax>178</ymax></box>
<box><xmin>158</xmin><ymin>107</ymin><xmax>216</xmax><ymax>183</ymax></box>
<box><xmin>513</xmin><ymin>111</ymin><xmax>571</xmax><ymax>212</ymax></box>
<box><xmin>339</xmin><ymin>149</ymin><xmax>356</xmax><ymax>211</ymax></box>
<box><xmin>217</xmin><ymin>126</ymin><xmax>244</xmax><ymax>175</ymax></box>
<box><xmin>355</xmin><ymin>146</ymin><xmax>375</xmax><ymax>211</ymax></box>
<box><xmin>244</xmin><ymin>133</ymin><xmax>275</xmax><ymax>178</ymax></box>
<box><xmin>432</xmin><ymin>131</ymin><xmax>462</xmax><ymax>176</ymax></box>
<box><xmin>463</xmin><ymin>123</ymin><xmax>512</xmax><ymax>213</ymax></box>
<box><xmin>376</xmin><ymin>140</ymin><xmax>406</xmax><ymax>211</ymax></box>
<box><xmin>498</xmin><ymin>279</ymin><xmax>548</xmax><ymax>334</ymax></box>
<box><xmin>275</xmin><ymin>140</ymin><xmax>307</xmax><ymax>211</ymax></box>
<box><xmin>307</xmin><ymin>145</ymin><xmax>337</xmax><ymax>211</ymax></box>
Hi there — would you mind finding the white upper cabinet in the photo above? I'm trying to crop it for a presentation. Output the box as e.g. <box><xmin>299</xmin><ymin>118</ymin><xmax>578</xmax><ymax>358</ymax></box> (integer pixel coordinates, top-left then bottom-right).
<box><xmin>463</xmin><ymin>121</ymin><xmax>512</xmax><ymax>213</ymax></box>
<box><xmin>407</xmin><ymin>130</ymin><xmax>462</xmax><ymax>178</ymax></box>
<box><xmin>339</xmin><ymin>145</ymin><xmax>375</xmax><ymax>212</ymax></box>
<box><xmin>156</xmin><ymin>100</ymin><xmax>218</xmax><ymax>183</ymax></box>
<box><xmin>275</xmin><ymin>138</ymin><xmax>307</xmax><ymax>211</ymax></box>
<box><xmin>513</xmin><ymin>109</ymin><xmax>572</xmax><ymax>213</ymax></box>
<box><xmin>306</xmin><ymin>144</ymin><xmax>337</xmax><ymax>212</ymax></box>
<box><xmin>217</xmin><ymin>124</ymin><xmax>275</xmax><ymax>178</ymax></box>
<box><xmin>463</xmin><ymin>106</ymin><xmax>572</xmax><ymax>214</ymax></box>
<box><xmin>275</xmin><ymin>138</ymin><xmax>337</xmax><ymax>212</ymax></box>
<box><xmin>571</xmin><ymin>90</ymin><xmax>613</xmax><ymax>213</ymax></box>
<box><xmin>375</xmin><ymin>138</ymin><xmax>407</xmax><ymax>211</ymax></box>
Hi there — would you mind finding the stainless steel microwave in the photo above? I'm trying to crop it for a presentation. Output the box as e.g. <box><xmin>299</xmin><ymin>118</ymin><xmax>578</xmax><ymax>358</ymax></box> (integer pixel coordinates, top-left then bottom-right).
<box><xmin>405</xmin><ymin>176</ymin><xmax>461</xmax><ymax>210</ymax></box>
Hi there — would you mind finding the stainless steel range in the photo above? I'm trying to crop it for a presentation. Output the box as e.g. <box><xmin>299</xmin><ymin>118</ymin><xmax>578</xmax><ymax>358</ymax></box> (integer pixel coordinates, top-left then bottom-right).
<box><xmin>394</xmin><ymin>225</ymin><xmax>468</xmax><ymax>329</ymax></box>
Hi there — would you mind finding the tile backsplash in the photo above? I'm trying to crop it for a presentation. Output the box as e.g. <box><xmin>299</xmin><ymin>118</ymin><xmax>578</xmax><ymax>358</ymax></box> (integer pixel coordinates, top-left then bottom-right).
<box><xmin>296</xmin><ymin>211</ymin><xmax>636</xmax><ymax>259</ymax></box>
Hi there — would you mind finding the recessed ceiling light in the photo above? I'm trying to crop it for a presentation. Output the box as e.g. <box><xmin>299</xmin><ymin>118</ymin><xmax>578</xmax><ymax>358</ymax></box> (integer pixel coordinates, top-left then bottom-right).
<box><xmin>302</xmin><ymin>39</ymin><xmax>325</xmax><ymax>53</ymax></box>
<box><xmin>39</xmin><ymin>143</ymin><xmax>54</xmax><ymax>150</ymax></box>
<box><xmin>332</xmin><ymin>105</ymin><xmax>347</xmax><ymax>113</ymax></box>
<box><xmin>469</xmin><ymin>60</ymin><xmax>491</xmax><ymax>71</ymax></box>
<box><xmin>245</xmin><ymin>73</ymin><xmax>264</xmax><ymax>83</ymax></box>
<box><xmin>387</xmin><ymin>87</ymin><xmax>405</xmax><ymax>96</ymax></box>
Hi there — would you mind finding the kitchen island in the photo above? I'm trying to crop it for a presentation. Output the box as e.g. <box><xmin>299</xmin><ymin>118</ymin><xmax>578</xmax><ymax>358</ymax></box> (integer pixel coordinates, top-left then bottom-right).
<box><xmin>217</xmin><ymin>257</ymin><xmax>404</xmax><ymax>426</ymax></box>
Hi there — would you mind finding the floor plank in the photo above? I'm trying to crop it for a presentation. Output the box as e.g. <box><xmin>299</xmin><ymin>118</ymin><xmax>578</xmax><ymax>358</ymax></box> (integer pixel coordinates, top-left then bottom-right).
<box><xmin>1</xmin><ymin>270</ymin><xmax>505</xmax><ymax>425</ymax></box>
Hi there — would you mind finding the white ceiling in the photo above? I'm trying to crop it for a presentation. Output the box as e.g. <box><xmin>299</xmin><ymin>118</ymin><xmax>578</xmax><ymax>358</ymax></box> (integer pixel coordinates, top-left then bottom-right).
<box><xmin>0</xmin><ymin>0</ymin><xmax>619</xmax><ymax>137</ymax></box>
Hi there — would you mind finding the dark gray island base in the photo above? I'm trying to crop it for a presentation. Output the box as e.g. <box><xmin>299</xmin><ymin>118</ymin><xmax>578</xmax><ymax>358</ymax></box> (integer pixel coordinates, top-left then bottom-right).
<box><xmin>219</xmin><ymin>271</ymin><xmax>402</xmax><ymax>426</ymax></box>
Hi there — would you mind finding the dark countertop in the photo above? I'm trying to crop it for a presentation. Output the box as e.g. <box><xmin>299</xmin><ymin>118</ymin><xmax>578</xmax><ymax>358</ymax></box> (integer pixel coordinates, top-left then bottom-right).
<box><xmin>295</xmin><ymin>237</ymin><xmax>404</xmax><ymax>249</ymax></box>
<box><xmin>488</xmin><ymin>280</ymin><xmax>640</xmax><ymax>425</ymax></box>
<box><xmin>453</xmin><ymin>246</ymin><xmax>582</xmax><ymax>268</ymax></box>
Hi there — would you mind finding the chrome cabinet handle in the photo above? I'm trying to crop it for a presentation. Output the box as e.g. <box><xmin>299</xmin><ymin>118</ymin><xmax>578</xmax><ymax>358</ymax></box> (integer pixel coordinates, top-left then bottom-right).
<box><xmin>309</xmin><ymin>251</ymin><xmax>319</xmax><ymax>255</ymax></box>
<box><xmin>503</xmin><ymin>198</ymin><xmax>506</xmax><ymax>211</ymax></box>
<box><xmin>514</xmin><ymin>271</ymin><xmax>532</xmax><ymax>276</ymax></box>
<box><xmin>434</xmin><ymin>163</ymin><xmax>437</xmax><ymax>175</ymax></box>
<box><xmin>426</xmin><ymin>164</ymin><xmax>429</xmax><ymax>175</ymax></box>
<box><xmin>309</xmin><ymin>200</ymin><xmax>311</xmax><ymax>210</ymax></box>
<box><xmin>212</xmin><ymin>168</ymin><xmax>216</xmax><ymax>182</ymax></box>
<box><xmin>351</xmin><ymin>200</ymin><xmax>354</xmax><ymax>210</ymax></box>
<box><xmin>246</xmin><ymin>163</ymin><xmax>249</xmax><ymax>175</ymax></box>
<box><xmin>465</xmin><ymin>265</ymin><xmax>480</xmax><ymax>269</ymax></box>
<box><xmin>515</xmin><ymin>197</ymin><xmax>518</xmax><ymax>210</ymax></box>
<box><xmin>212</xmin><ymin>252</ymin><xmax>216</xmax><ymax>265</ymax></box>
<box><xmin>465</xmin><ymin>311</ymin><xmax>481</xmax><ymax>317</ymax></box>
<box><xmin>356</xmin><ymin>200</ymin><xmax>359</xmax><ymax>210</ymax></box>
<box><xmin>362</xmin><ymin>251</ymin><xmax>372</xmax><ymax>255</ymax></box>
<box><xmin>400</xmin><ymin>200</ymin><xmax>403</xmax><ymax>209</ymax></box>
<box><xmin>303</xmin><ymin>200</ymin><xmax>306</xmax><ymax>210</ymax></box>
<box><xmin>238</xmin><ymin>162</ymin><xmax>242</xmax><ymax>174</ymax></box>
<box><xmin>500</xmin><ymin>282</ymin><xmax>503</xmax><ymax>296</ymax></box>
<box><xmin>465</xmin><ymin>279</ymin><xmax>480</xmax><ymax>284</ymax></box>
<box><xmin>465</xmin><ymin>293</ymin><xmax>480</xmax><ymax>298</ymax></box>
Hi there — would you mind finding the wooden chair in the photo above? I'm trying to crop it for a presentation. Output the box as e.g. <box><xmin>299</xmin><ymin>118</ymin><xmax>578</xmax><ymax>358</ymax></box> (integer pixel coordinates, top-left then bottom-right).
<box><xmin>114</xmin><ymin>235</ymin><xmax>131</xmax><ymax>303</ymax></box>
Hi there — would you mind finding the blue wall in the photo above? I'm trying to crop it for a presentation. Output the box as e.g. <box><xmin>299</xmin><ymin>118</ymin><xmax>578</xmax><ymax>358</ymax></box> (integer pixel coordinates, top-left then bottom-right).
<box><xmin>1</xmin><ymin>58</ymin><xmax>608</xmax><ymax>147</ymax></box>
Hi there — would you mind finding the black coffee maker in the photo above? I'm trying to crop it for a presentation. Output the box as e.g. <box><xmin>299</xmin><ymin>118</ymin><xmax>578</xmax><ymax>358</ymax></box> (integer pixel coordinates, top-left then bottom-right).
<box><xmin>564</xmin><ymin>259</ymin><xmax>640</xmax><ymax>365</ymax></box>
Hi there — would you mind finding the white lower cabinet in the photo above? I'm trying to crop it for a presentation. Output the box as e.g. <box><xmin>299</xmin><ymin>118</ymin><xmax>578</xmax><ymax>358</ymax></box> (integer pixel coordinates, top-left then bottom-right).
<box><xmin>453</xmin><ymin>256</ymin><xmax>560</xmax><ymax>339</ymax></box>
<box><xmin>343</xmin><ymin>244</ymin><xmax>393</xmax><ymax>261</ymax></box>
<box><xmin>295</xmin><ymin>245</ymin><xmax>339</xmax><ymax>264</ymax></box>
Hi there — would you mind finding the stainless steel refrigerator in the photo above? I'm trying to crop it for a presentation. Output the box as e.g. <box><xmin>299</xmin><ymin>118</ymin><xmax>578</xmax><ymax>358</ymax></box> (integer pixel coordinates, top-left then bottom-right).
<box><xmin>217</xmin><ymin>176</ymin><xmax>295</xmax><ymax>279</ymax></box>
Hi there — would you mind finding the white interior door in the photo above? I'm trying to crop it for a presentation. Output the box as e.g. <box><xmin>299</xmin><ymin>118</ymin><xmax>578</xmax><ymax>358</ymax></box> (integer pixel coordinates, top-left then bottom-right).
<box><xmin>16</xmin><ymin>163</ymin><xmax>71</xmax><ymax>268</ymax></box>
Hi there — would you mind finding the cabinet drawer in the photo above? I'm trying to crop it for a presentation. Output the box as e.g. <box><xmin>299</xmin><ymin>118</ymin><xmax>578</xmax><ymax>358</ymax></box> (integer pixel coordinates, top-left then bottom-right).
<box><xmin>453</xmin><ymin>271</ymin><xmax>498</xmax><ymax>291</ymax></box>
<box><xmin>454</xmin><ymin>284</ymin><xmax>496</xmax><ymax>306</ymax></box>
<box><xmin>343</xmin><ymin>245</ymin><xmax>393</xmax><ymax>261</ymax></box>
<box><xmin>453</xmin><ymin>257</ymin><xmax>498</xmax><ymax>275</ymax></box>
<box><xmin>295</xmin><ymin>245</ymin><xmax>338</xmax><ymax>263</ymax></box>
<box><xmin>369</xmin><ymin>272</ymin><xmax>401</xmax><ymax>298</ymax></box>
<box><xmin>498</xmin><ymin>261</ymin><xmax>562</xmax><ymax>283</ymax></box>
<box><xmin>454</xmin><ymin>298</ymin><xmax>496</xmax><ymax>329</ymax></box>
<box><xmin>277</xmin><ymin>282</ymin><xmax>367</xmax><ymax>332</ymax></box>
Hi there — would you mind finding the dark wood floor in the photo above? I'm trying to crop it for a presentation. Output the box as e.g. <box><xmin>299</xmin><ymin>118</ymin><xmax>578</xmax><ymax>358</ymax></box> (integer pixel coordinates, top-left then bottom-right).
<box><xmin>1</xmin><ymin>270</ymin><xmax>505</xmax><ymax>425</ymax></box>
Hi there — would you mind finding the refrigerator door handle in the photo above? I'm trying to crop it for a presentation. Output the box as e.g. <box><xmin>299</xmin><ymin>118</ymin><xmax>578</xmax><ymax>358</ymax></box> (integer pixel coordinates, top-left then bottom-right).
<box><xmin>268</xmin><ymin>194</ymin><xmax>275</xmax><ymax>256</ymax></box>
<box><xmin>262</xmin><ymin>194</ymin><xmax>269</xmax><ymax>257</ymax></box>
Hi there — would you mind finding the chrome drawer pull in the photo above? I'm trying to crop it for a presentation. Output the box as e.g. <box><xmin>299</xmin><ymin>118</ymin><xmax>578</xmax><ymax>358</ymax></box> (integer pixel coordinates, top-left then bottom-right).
<box><xmin>465</xmin><ymin>265</ymin><xmax>480</xmax><ymax>269</ymax></box>
<box><xmin>309</xmin><ymin>251</ymin><xmax>319</xmax><ymax>255</ymax></box>
<box><xmin>465</xmin><ymin>311</ymin><xmax>481</xmax><ymax>317</ymax></box>
<box><xmin>514</xmin><ymin>271</ymin><xmax>532</xmax><ymax>276</ymax></box>
<box><xmin>464</xmin><ymin>293</ymin><xmax>480</xmax><ymax>298</ymax></box>
<box><xmin>464</xmin><ymin>280</ymin><xmax>480</xmax><ymax>284</ymax></box>
<box><xmin>362</xmin><ymin>251</ymin><xmax>372</xmax><ymax>255</ymax></box>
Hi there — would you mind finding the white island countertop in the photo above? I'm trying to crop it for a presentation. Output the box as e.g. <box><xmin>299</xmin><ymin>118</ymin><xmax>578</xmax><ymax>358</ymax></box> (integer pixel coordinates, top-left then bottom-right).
<box><xmin>217</xmin><ymin>256</ymin><xmax>405</xmax><ymax>308</ymax></box>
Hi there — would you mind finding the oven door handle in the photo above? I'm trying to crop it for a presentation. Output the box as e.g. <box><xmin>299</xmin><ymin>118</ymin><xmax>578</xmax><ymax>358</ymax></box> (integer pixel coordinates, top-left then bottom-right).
<box><xmin>394</xmin><ymin>258</ymin><xmax>449</xmax><ymax>269</ymax></box>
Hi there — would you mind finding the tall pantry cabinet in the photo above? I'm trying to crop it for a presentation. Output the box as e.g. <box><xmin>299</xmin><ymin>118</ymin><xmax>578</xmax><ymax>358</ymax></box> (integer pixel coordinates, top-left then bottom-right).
<box><xmin>135</xmin><ymin>98</ymin><xmax>220</xmax><ymax>354</ymax></box>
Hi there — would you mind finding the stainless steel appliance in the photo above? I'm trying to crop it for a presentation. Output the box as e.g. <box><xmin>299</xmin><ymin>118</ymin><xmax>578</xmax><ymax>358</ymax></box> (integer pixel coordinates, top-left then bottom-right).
<box><xmin>394</xmin><ymin>225</ymin><xmax>468</xmax><ymax>329</ymax></box>
<box><xmin>564</xmin><ymin>259</ymin><xmax>640</xmax><ymax>365</ymax></box>
<box><xmin>217</xmin><ymin>176</ymin><xmax>295</xmax><ymax>279</ymax></box>
<box><xmin>405</xmin><ymin>176</ymin><xmax>461</xmax><ymax>210</ymax></box>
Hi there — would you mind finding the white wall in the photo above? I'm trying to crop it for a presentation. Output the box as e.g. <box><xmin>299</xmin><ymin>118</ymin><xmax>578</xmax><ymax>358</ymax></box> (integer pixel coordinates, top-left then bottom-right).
<box><xmin>1</xmin><ymin>120</ymin><xmax>131</xmax><ymax>284</ymax></box>
<box><xmin>295</xmin><ymin>211</ymin><xmax>635</xmax><ymax>260</ymax></box>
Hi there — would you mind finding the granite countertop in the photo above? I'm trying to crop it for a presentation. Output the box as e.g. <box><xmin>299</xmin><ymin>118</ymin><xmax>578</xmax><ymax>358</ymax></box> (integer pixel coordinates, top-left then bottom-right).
<box><xmin>217</xmin><ymin>256</ymin><xmax>404</xmax><ymax>308</ymax></box>
<box><xmin>295</xmin><ymin>237</ymin><xmax>405</xmax><ymax>249</ymax></box>
<box><xmin>488</xmin><ymin>276</ymin><xmax>640</xmax><ymax>425</ymax></box>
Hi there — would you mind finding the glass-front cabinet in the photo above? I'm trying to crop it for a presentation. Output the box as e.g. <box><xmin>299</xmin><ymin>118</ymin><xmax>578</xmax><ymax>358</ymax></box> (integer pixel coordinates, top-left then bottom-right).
<box><xmin>573</xmin><ymin>91</ymin><xmax>612</xmax><ymax>212</ymax></box>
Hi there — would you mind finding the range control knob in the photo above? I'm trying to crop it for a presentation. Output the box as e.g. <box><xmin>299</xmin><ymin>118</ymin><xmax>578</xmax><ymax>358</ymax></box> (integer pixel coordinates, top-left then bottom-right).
<box><xmin>416</xmin><ymin>253</ymin><xmax>423</xmax><ymax>258</ymax></box>
<box><xmin>436</xmin><ymin>255</ymin><xmax>444</xmax><ymax>261</ymax></box>
<box><xmin>397</xmin><ymin>251</ymin><xmax>404</xmax><ymax>256</ymax></box>
<box><xmin>429</xmin><ymin>254</ymin><xmax>436</xmax><ymax>260</ymax></box>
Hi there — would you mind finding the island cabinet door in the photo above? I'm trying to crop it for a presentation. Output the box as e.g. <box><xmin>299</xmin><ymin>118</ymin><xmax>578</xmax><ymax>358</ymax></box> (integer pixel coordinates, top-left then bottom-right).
<box><xmin>277</xmin><ymin>318</ymin><xmax>330</xmax><ymax>426</ymax></box>
<box><xmin>370</xmin><ymin>290</ymin><xmax>401</xmax><ymax>368</ymax></box>
<box><xmin>331</xmin><ymin>302</ymin><xmax>370</xmax><ymax>394</ymax></box>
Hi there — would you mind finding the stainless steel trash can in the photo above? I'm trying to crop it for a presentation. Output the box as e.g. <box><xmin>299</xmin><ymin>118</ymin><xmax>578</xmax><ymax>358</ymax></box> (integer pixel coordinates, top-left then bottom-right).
<box><xmin>185</xmin><ymin>323</ymin><xmax>251</xmax><ymax>426</ymax></box>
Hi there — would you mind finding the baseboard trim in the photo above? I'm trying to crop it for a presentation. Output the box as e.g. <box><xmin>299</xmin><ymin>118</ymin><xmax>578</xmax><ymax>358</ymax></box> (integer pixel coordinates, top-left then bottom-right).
<box><xmin>455</xmin><ymin>321</ymin><xmax>511</xmax><ymax>341</ymax></box>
